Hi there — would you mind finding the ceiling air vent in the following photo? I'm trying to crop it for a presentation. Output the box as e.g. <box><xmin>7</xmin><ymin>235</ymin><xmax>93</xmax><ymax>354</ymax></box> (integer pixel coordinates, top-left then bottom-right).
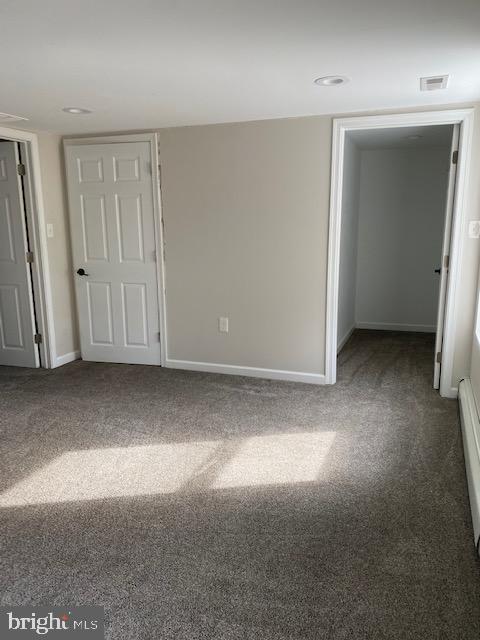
<box><xmin>420</xmin><ymin>75</ymin><xmax>449</xmax><ymax>91</ymax></box>
<box><xmin>0</xmin><ymin>111</ymin><xmax>29</xmax><ymax>123</ymax></box>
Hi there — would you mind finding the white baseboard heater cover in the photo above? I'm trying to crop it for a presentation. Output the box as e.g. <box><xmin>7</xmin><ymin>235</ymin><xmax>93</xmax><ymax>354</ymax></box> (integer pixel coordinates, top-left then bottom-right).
<box><xmin>458</xmin><ymin>378</ymin><xmax>480</xmax><ymax>554</ymax></box>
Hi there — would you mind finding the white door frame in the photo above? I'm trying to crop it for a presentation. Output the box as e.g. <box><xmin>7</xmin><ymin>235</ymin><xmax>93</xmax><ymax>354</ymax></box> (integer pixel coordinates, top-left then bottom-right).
<box><xmin>326</xmin><ymin>108</ymin><xmax>475</xmax><ymax>398</ymax></box>
<box><xmin>63</xmin><ymin>133</ymin><xmax>168</xmax><ymax>366</ymax></box>
<box><xmin>0</xmin><ymin>126</ymin><xmax>55</xmax><ymax>368</ymax></box>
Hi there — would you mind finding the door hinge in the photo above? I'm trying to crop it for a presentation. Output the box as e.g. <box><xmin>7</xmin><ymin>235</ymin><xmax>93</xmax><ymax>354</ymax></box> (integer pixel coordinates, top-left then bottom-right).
<box><xmin>452</xmin><ymin>150</ymin><xmax>458</xmax><ymax>165</ymax></box>
<box><xmin>17</xmin><ymin>163</ymin><xmax>26</xmax><ymax>176</ymax></box>
<box><xmin>436</xmin><ymin>351</ymin><xmax>442</xmax><ymax>364</ymax></box>
<box><xmin>157</xmin><ymin>332</ymin><xmax>161</xmax><ymax>342</ymax></box>
<box><xmin>26</xmin><ymin>251</ymin><xmax>34</xmax><ymax>263</ymax></box>
<box><xmin>34</xmin><ymin>333</ymin><xmax>42</xmax><ymax>344</ymax></box>
<box><xmin>444</xmin><ymin>255</ymin><xmax>449</xmax><ymax>269</ymax></box>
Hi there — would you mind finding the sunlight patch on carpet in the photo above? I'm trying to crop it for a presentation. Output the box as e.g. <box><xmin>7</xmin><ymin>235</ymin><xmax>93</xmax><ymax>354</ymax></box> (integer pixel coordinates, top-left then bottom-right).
<box><xmin>0</xmin><ymin>431</ymin><xmax>335</xmax><ymax>506</ymax></box>
<box><xmin>212</xmin><ymin>432</ymin><xmax>335</xmax><ymax>489</ymax></box>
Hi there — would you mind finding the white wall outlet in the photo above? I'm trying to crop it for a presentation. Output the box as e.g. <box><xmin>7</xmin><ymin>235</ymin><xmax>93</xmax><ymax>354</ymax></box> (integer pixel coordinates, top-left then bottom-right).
<box><xmin>46</xmin><ymin>223</ymin><xmax>54</xmax><ymax>238</ymax></box>
<box><xmin>218</xmin><ymin>316</ymin><xmax>229</xmax><ymax>333</ymax></box>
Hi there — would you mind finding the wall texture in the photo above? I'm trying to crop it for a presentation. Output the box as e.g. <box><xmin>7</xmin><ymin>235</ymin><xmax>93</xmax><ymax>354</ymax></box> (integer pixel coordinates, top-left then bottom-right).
<box><xmin>158</xmin><ymin>117</ymin><xmax>332</xmax><ymax>375</ymax></box>
<box><xmin>355</xmin><ymin>146</ymin><xmax>450</xmax><ymax>331</ymax></box>
<box><xmin>37</xmin><ymin>133</ymin><xmax>79</xmax><ymax>360</ymax></box>
<box><xmin>337</xmin><ymin>135</ymin><xmax>360</xmax><ymax>349</ymax></box>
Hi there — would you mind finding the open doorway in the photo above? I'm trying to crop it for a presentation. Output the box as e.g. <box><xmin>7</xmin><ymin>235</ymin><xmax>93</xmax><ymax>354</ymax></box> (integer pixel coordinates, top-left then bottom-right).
<box><xmin>336</xmin><ymin>124</ymin><xmax>455</xmax><ymax>389</ymax></box>
<box><xmin>326</xmin><ymin>110</ymin><xmax>474</xmax><ymax>398</ymax></box>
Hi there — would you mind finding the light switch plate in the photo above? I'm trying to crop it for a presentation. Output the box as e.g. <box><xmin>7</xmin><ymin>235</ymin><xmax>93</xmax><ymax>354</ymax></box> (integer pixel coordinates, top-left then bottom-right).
<box><xmin>468</xmin><ymin>221</ymin><xmax>480</xmax><ymax>239</ymax></box>
<box><xmin>46</xmin><ymin>223</ymin><xmax>54</xmax><ymax>238</ymax></box>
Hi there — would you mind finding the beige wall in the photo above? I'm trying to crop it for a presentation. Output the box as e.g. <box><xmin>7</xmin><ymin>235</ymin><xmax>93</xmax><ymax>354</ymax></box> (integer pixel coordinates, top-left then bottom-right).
<box><xmin>465</xmin><ymin>105</ymin><xmax>480</xmax><ymax>405</ymax></box>
<box><xmin>158</xmin><ymin>117</ymin><xmax>331</xmax><ymax>374</ymax></box>
<box><xmin>158</xmin><ymin>105</ymin><xmax>480</xmax><ymax>386</ymax></box>
<box><xmin>37</xmin><ymin>133</ymin><xmax>79</xmax><ymax>358</ymax></box>
<box><xmin>34</xmin><ymin>103</ymin><xmax>480</xmax><ymax>388</ymax></box>
<box><xmin>56</xmin><ymin>122</ymin><xmax>331</xmax><ymax>375</ymax></box>
<box><xmin>471</xmin><ymin>340</ymin><xmax>480</xmax><ymax>411</ymax></box>
<box><xmin>454</xmin><ymin>104</ymin><xmax>480</xmax><ymax>395</ymax></box>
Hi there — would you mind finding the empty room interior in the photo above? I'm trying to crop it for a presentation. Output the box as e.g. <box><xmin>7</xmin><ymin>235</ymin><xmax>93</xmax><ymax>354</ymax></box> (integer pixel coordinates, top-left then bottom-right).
<box><xmin>1</xmin><ymin>1</ymin><xmax>480</xmax><ymax>638</ymax></box>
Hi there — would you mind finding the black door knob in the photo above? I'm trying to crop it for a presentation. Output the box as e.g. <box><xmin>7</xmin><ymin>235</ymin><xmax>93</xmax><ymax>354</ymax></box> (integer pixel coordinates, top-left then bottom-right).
<box><xmin>434</xmin><ymin>268</ymin><xmax>441</xmax><ymax>274</ymax></box>
<box><xmin>76</xmin><ymin>268</ymin><xmax>89</xmax><ymax>276</ymax></box>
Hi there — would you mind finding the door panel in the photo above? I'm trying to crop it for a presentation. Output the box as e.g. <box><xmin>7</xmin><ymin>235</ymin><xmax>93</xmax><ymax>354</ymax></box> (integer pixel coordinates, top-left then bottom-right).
<box><xmin>113</xmin><ymin>155</ymin><xmax>140</xmax><ymax>182</ymax></box>
<box><xmin>0</xmin><ymin>197</ymin><xmax>16</xmax><ymax>262</ymax></box>
<box><xmin>0</xmin><ymin>285</ymin><xmax>24</xmax><ymax>348</ymax></box>
<box><xmin>434</xmin><ymin>124</ymin><xmax>459</xmax><ymax>389</ymax></box>
<box><xmin>87</xmin><ymin>281</ymin><xmax>114</xmax><ymax>345</ymax></box>
<box><xmin>0</xmin><ymin>141</ymin><xmax>39</xmax><ymax>367</ymax></box>
<box><xmin>78</xmin><ymin>157</ymin><xmax>104</xmax><ymax>183</ymax></box>
<box><xmin>122</xmin><ymin>283</ymin><xmax>148</xmax><ymax>346</ymax></box>
<box><xmin>81</xmin><ymin>195</ymin><xmax>108</xmax><ymax>261</ymax></box>
<box><xmin>66</xmin><ymin>141</ymin><xmax>161</xmax><ymax>365</ymax></box>
<box><xmin>115</xmin><ymin>194</ymin><xmax>144</xmax><ymax>262</ymax></box>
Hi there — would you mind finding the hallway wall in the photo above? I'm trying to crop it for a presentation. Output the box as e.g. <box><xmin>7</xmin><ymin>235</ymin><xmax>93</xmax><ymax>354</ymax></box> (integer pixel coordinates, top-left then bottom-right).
<box><xmin>355</xmin><ymin>146</ymin><xmax>450</xmax><ymax>332</ymax></box>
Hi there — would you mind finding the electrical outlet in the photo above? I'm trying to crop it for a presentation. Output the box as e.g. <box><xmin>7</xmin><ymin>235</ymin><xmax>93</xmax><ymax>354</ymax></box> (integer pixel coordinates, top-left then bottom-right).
<box><xmin>468</xmin><ymin>220</ymin><xmax>480</xmax><ymax>239</ymax></box>
<box><xmin>218</xmin><ymin>317</ymin><xmax>229</xmax><ymax>333</ymax></box>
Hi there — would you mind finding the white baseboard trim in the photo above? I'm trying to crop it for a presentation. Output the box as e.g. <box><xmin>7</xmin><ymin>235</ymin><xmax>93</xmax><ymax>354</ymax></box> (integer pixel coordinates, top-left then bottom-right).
<box><xmin>165</xmin><ymin>359</ymin><xmax>326</xmax><ymax>385</ymax></box>
<box><xmin>52</xmin><ymin>350</ymin><xmax>81</xmax><ymax>368</ymax></box>
<box><xmin>459</xmin><ymin>378</ymin><xmax>480</xmax><ymax>551</ymax></box>
<box><xmin>355</xmin><ymin>321</ymin><xmax>436</xmax><ymax>333</ymax></box>
<box><xmin>337</xmin><ymin>325</ymin><xmax>355</xmax><ymax>354</ymax></box>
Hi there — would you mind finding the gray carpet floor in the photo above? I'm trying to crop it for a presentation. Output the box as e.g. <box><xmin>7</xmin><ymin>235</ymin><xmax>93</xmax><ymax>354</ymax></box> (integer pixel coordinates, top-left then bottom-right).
<box><xmin>1</xmin><ymin>330</ymin><xmax>479</xmax><ymax>639</ymax></box>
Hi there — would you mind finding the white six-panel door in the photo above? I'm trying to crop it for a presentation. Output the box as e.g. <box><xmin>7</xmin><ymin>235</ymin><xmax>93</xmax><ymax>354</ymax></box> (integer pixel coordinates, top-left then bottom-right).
<box><xmin>65</xmin><ymin>141</ymin><xmax>161</xmax><ymax>365</ymax></box>
<box><xmin>0</xmin><ymin>141</ymin><xmax>39</xmax><ymax>368</ymax></box>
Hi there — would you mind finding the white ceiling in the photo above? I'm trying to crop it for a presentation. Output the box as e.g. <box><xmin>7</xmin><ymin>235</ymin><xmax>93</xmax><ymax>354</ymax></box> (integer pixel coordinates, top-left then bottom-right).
<box><xmin>2</xmin><ymin>0</ymin><xmax>480</xmax><ymax>134</ymax></box>
<box><xmin>349</xmin><ymin>125</ymin><xmax>453</xmax><ymax>149</ymax></box>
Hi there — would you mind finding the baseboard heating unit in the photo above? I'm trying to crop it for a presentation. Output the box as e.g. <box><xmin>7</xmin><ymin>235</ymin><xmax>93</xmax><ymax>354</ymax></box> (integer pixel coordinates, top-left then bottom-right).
<box><xmin>459</xmin><ymin>378</ymin><xmax>480</xmax><ymax>554</ymax></box>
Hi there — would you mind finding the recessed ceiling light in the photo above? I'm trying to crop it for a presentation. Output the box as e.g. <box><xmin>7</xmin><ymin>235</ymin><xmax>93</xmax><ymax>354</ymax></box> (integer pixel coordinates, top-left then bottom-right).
<box><xmin>62</xmin><ymin>107</ymin><xmax>92</xmax><ymax>114</ymax></box>
<box><xmin>314</xmin><ymin>75</ymin><xmax>349</xmax><ymax>86</ymax></box>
